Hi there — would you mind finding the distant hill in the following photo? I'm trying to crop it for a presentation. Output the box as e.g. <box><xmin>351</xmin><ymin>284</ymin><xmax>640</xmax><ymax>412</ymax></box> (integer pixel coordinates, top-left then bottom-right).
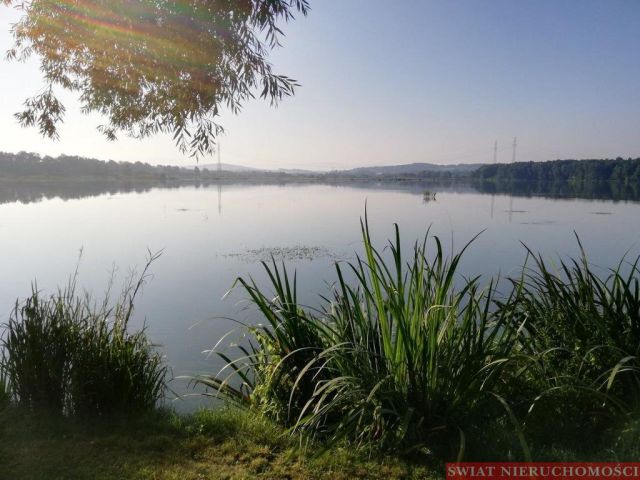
<box><xmin>184</xmin><ymin>163</ymin><xmax>261</xmax><ymax>173</ymax></box>
<box><xmin>187</xmin><ymin>161</ymin><xmax>484</xmax><ymax>176</ymax></box>
<box><xmin>274</xmin><ymin>168</ymin><xmax>318</xmax><ymax>175</ymax></box>
<box><xmin>338</xmin><ymin>162</ymin><xmax>484</xmax><ymax>176</ymax></box>
<box><xmin>184</xmin><ymin>163</ymin><xmax>318</xmax><ymax>175</ymax></box>
<box><xmin>178</xmin><ymin>161</ymin><xmax>484</xmax><ymax>175</ymax></box>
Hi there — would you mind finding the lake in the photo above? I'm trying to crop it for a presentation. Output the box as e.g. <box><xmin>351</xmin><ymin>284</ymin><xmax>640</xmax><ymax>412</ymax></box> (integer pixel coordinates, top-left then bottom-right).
<box><xmin>1</xmin><ymin>181</ymin><xmax>639</xmax><ymax>410</ymax></box>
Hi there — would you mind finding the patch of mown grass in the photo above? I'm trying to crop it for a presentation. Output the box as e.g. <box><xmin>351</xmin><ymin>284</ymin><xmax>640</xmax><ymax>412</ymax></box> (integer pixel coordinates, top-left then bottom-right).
<box><xmin>0</xmin><ymin>406</ymin><xmax>436</xmax><ymax>480</ymax></box>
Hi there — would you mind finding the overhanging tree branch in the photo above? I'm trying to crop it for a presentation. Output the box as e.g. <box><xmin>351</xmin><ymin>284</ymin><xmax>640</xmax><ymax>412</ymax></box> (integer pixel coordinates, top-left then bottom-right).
<box><xmin>1</xmin><ymin>0</ymin><xmax>309</xmax><ymax>157</ymax></box>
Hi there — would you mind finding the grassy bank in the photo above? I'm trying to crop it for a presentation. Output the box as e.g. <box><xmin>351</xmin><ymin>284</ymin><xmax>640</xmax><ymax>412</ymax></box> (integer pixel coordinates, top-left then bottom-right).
<box><xmin>2</xmin><ymin>405</ymin><xmax>639</xmax><ymax>479</ymax></box>
<box><xmin>0</xmin><ymin>407</ymin><xmax>434</xmax><ymax>480</ymax></box>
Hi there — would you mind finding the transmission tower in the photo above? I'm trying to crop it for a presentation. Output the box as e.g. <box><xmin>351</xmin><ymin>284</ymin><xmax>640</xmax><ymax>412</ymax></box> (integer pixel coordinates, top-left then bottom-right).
<box><xmin>217</xmin><ymin>143</ymin><xmax>222</xmax><ymax>214</ymax></box>
<box><xmin>489</xmin><ymin>140</ymin><xmax>497</xmax><ymax>218</ymax></box>
<box><xmin>508</xmin><ymin>137</ymin><xmax>517</xmax><ymax>223</ymax></box>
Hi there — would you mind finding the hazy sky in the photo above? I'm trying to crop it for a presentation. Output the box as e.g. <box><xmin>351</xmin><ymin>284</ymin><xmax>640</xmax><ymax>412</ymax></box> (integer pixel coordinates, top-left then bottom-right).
<box><xmin>1</xmin><ymin>1</ymin><xmax>639</xmax><ymax>169</ymax></box>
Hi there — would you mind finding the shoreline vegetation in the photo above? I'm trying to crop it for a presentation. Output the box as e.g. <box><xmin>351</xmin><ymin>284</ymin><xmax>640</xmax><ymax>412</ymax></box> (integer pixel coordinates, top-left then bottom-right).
<box><xmin>2</xmin><ymin>216</ymin><xmax>640</xmax><ymax>478</ymax></box>
<box><xmin>1</xmin><ymin>152</ymin><xmax>640</xmax><ymax>205</ymax></box>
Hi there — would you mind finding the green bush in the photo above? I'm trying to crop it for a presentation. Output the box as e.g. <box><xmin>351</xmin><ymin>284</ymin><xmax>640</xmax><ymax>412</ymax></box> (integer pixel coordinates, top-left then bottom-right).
<box><xmin>612</xmin><ymin>409</ymin><xmax>640</xmax><ymax>460</ymax></box>
<box><xmin>1</xmin><ymin>254</ymin><xmax>166</xmax><ymax>416</ymax></box>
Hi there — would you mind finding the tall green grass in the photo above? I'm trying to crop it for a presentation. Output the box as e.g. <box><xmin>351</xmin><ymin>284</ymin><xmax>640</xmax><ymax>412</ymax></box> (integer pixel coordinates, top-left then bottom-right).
<box><xmin>198</xmin><ymin>258</ymin><xmax>330</xmax><ymax>426</ymax></box>
<box><xmin>504</xmin><ymin>244</ymin><xmax>640</xmax><ymax>448</ymax></box>
<box><xmin>198</xmin><ymin>218</ymin><xmax>530</xmax><ymax>457</ymax></box>
<box><xmin>1</xmin><ymin>253</ymin><xmax>167</xmax><ymax>416</ymax></box>
<box><xmin>200</xmin><ymin>217</ymin><xmax>640</xmax><ymax>459</ymax></box>
<box><xmin>511</xmin><ymin>243</ymin><xmax>640</xmax><ymax>405</ymax></box>
<box><xmin>291</xmin><ymin>220</ymin><xmax>528</xmax><ymax>455</ymax></box>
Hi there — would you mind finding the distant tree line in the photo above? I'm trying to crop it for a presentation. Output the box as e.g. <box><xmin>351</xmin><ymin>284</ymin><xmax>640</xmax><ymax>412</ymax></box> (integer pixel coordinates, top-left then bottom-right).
<box><xmin>0</xmin><ymin>151</ymin><xmax>196</xmax><ymax>180</ymax></box>
<box><xmin>0</xmin><ymin>151</ymin><xmax>349</xmax><ymax>193</ymax></box>
<box><xmin>3</xmin><ymin>152</ymin><xmax>640</xmax><ymax>192</ymax></box>
<box><xmin>474</xmin><ymin>157</ymin><xmax>640</xmax><ymax>185</ymax></box>
<box><xmin>0</xmin><ymin>151</ymin><xmax>318</xmax><ymax>182</ymax></box>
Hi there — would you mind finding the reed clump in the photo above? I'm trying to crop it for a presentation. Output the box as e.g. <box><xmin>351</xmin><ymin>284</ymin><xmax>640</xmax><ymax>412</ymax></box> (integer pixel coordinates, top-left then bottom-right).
<box><xmin>0</xmin><ymin>254</ymin><xmax>166</xmax><ymax>417</ymax></box>
<box><xmin>199</xmin><ymin>216</ymin><xmax>640</xmax><ymax>460</ymax></box>
<box><xmin>198</xmin><ymin>218</ymin><xmax>528</xmax><ymax>458</ymax></box>
<box><xmin>503</xmin><ymin>245</ymin><xmax>640</xmax><ymax>450</ymax></box>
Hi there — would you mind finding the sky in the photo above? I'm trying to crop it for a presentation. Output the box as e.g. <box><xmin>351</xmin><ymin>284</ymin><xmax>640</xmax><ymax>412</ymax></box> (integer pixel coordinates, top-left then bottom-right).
<box><xmin>1</xmin><ymin>0</ymin><xmax>639</xmax><ymax>170</ymax></box>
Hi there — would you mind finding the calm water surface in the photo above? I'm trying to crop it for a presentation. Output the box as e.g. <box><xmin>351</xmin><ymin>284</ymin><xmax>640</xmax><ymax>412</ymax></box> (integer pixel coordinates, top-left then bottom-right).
<box><xmin>2</xmin><ymin>183</ymin><xmax>640</xmax><ymax>410</ymax></box>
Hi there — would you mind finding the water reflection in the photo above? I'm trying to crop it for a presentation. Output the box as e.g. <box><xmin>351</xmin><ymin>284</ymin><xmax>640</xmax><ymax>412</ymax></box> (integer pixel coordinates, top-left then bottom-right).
<box><xmin>474</xmin><ymin>179</ymin><xmax>640</xmax><ymax>202</ymax></box>
<box><xmin>1</xmin><ymin>182</ymin><xmax>640</xmax><ymax>411</ymax></box>
<box><xmin>2</xmin><ymin>178</ymin><xmax>640</xmax><ymax>207</ymax></box>
<box><xmin>0</xmin><ymin>180</ymin><xmax>155</xmax><ymax>204</ymax></box>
